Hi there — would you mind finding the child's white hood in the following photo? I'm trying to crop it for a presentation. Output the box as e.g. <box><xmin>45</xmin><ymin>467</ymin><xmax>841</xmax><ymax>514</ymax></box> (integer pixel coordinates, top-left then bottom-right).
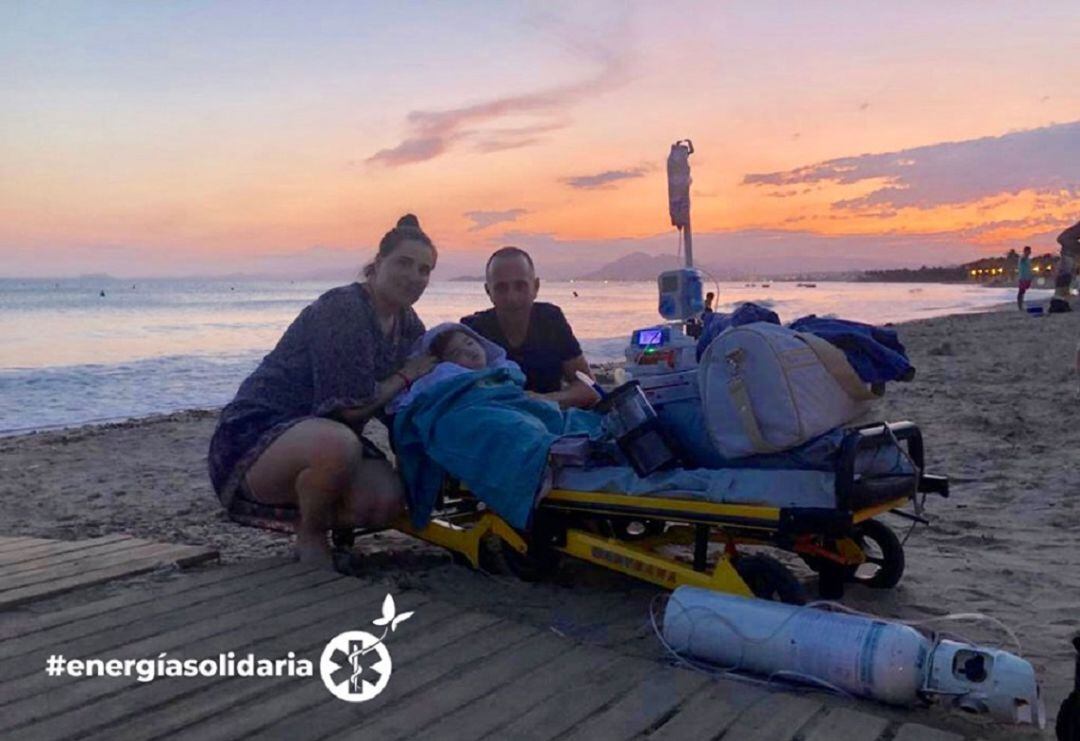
<box><xmin>411</xmin><ymin>322</ymin><xmax>509</xmax><ymax>365</ymax></box>
<box><xmin>386</xmin><ymin>323</ymin><xmax>518</xmax><ymax>414</ymax></box>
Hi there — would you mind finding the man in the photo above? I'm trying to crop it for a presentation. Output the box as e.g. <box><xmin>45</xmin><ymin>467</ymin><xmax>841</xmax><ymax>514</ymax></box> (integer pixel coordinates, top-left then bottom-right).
<box><xmin>461</xmin><ymin>247</ymin><xmax>597</xmax><ymax>408</ymax></box>
<box><xmin>1051</xmin><ymin>221</ymin><xmax>1080</xmax><ymax>313</ymax></box>
<box><xmin>1017</xmin><ymin>245</ymin><xmax>1034</xmax><ymax>311</ymax></box>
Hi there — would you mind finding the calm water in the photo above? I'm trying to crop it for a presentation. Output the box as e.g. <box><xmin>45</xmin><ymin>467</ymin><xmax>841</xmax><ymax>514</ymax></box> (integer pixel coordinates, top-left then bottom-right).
<box><xmin>0</xmin><ymin>277</ymin><xmax>1030</xmax><ymax>434</ymax></box>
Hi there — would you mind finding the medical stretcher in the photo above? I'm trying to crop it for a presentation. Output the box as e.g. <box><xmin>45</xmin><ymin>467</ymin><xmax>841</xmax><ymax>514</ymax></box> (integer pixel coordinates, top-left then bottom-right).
<box><xmin>345</xmin><ymin>420</ymin><xmax>948</xmax><ymax>603</ymax></box>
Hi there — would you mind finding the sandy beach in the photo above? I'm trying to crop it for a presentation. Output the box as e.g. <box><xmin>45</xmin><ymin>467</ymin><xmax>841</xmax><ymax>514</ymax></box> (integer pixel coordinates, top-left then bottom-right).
<box><xmin>2</xmin><ymin>305</ymin><xmax>1078</xmax><ymax>733</ymax></box>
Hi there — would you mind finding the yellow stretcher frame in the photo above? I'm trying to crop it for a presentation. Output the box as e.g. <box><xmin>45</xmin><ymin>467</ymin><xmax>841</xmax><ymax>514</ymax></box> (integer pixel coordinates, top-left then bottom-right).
<box><xmin>392</xmin><ymin>485</ymin><xmax>918</xmax><ymax>600</ymax></box>
<box><xmin>384</xmin><ymin>421</ymin><xmax>949</xmax><ymax>601</ymax></box>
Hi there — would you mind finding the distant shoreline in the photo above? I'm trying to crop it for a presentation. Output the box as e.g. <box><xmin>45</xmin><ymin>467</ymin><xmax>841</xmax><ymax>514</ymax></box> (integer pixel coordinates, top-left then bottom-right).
<box><xmin>1</xmin><ymin>275</ymin><xmax>1034</xmax><ymax>287</ymax></box>
<box><xmin>0</xmin><ymin>305</ymin><xmax>1011</xmax><ymax>439</ymax></box>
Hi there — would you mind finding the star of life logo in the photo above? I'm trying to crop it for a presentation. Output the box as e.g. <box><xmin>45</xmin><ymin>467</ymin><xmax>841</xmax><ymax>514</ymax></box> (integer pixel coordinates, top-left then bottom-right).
<box><xmin>320</xmin><ymin>593</ymin><xmax>413</xmax><ymax>702</ymax></box>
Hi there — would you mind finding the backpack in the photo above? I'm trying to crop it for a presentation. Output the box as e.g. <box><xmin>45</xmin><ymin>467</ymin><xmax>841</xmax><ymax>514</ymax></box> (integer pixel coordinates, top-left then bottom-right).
<box><xmin>699</xmin><ymin>322</ymin><xmax>879</xmax><ymax>458</ymax></box>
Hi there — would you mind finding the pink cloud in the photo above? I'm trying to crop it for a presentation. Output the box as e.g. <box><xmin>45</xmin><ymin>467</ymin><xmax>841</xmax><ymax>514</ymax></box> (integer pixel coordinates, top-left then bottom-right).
<box><xmin>744</xmin><ymin>121</ymin><xmax>1080</xmax><ymax>211</ymax></box>
<box><xmin>561</xmin><ymin>165</ymin><xmax>651</xmax><ymax>190</ymax></box>
<box><xmin>366</xmin><ymin>60</ymin><xmax>626</xmax><ymax>167</ymax></box>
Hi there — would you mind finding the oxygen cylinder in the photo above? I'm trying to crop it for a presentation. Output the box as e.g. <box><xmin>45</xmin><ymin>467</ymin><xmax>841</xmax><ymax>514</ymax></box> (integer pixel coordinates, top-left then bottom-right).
<box><xmin>662</xmin><ymin>587</ymin><xmax>930</xmax><ymax>705</ymax></box>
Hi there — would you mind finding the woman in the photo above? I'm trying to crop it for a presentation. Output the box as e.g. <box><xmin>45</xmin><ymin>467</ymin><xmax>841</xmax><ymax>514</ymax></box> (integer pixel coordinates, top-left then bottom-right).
<box><xmin>208</xmin><ymin>214</ymin><xmax>437</xmax><ymax>569</ymax></box>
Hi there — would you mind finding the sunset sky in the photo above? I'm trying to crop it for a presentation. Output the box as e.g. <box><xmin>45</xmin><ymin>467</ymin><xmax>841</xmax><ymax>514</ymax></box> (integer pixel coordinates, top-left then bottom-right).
<box><xmin>3</xmin><ymin>1</ymin><xmax>1079</xmax><ymax>278</ymax></box>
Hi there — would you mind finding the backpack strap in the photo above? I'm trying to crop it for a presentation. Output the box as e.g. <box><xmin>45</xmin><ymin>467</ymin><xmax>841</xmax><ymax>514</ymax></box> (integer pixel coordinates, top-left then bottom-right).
<box><xmin>724</xmin><ymin>348</ymin><xmax>784</xmax><ymax>454</ymax></box>
<box><xmin>795</xmin><ymin>332</ymin><xmax>881</xmax><ymax>402</ymax></box>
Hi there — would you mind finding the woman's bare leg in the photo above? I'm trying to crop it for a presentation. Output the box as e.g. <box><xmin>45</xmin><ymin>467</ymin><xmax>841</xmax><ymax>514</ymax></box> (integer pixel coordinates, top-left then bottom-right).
<box><xmin>244</xmin><ymin>418</ymin><xmax>404</xmax><ymax>567</ymax></box>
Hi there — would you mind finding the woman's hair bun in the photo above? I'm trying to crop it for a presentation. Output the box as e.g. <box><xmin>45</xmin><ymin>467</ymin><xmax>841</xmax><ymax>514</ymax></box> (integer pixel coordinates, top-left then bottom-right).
<box><xmin>397</xmin><ymin>214</ymin><xmax>420</xmax><ymax>229</ymax></box>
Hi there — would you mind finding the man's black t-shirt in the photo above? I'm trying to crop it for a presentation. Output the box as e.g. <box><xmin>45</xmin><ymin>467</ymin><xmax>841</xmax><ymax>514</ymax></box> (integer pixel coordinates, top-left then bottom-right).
<box><xmin>460</xmin><ymin>302</ymin><xmax>582</xmax><ymax>393</ymax></box>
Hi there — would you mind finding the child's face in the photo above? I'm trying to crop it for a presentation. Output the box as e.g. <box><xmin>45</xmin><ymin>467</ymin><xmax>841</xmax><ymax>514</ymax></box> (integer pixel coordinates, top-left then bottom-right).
<box><xmin>440</xmin><ymin>331</ymin><xmax>487</xmax><ymax>370</ymax></box>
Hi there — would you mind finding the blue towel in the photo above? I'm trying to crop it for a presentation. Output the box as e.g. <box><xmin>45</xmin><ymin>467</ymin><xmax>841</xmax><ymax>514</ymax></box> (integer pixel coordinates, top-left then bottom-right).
<box><xmin>696</xmin><ymin>302</ymin><xmax>780</xmax><ymax>360</ymax></box>
<box><xmin>789</xmin><ymin>315</ymin><xmax>914</xmax><ymax>384</ymax></box>
<box><xmin>392</xmin><ymin>365</ymin><xmax>602</xmax><ymax>530</ymax></box>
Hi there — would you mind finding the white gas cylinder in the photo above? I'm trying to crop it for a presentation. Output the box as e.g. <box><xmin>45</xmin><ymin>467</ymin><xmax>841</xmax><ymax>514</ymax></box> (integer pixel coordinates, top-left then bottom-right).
<box><xmin>662</xmin><ymin>587</ymin><xmax>930</xmax><ymax>705</ymax></box>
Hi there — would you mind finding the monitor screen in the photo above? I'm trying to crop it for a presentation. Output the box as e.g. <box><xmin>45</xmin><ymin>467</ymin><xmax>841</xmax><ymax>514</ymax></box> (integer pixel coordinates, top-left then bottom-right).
<box><xmin>636</xmin><ymin>328</ymin><xmax>664</xmax><ymax>346</ymax></box>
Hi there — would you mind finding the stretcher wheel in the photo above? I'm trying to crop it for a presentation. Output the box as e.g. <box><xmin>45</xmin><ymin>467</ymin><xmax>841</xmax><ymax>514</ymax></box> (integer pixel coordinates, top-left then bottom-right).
<box><xmin>802</xmin><ymin>519</ymin><xmax>905</xmax><ymax>595</ymax></box>
<box><xmin>479</xmin><ymin>536</ymin><xmax>560</xmax><ymax>582</ymax></box>
<box><xmin>734</xmin><ymin>554</ymin><xmax>806</xmax><ymax>605</ymax></box>
<box><xmin>850</xmin><ymin>519</ymin><xmax>904</xmax><ymax>589</ymax></box>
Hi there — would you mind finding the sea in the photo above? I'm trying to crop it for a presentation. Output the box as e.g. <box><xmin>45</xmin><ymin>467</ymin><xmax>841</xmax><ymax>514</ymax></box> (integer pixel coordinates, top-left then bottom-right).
<box><xmin>0</xmin><ymin>277</ymin><xmax>1033</xmax><ymax>435</ymax></box>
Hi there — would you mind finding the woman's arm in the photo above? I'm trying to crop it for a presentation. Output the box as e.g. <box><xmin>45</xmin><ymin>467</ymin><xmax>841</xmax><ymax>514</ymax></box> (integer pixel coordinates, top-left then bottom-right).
<box><xmin>306</xmin><ymin>290</ymin><xmax>435</xmax><ymax>421</ymax></box>
<box><xmin>337</xmin><ymin>354</ymin><xmax>436</xmax><ymax>424</ymax></box>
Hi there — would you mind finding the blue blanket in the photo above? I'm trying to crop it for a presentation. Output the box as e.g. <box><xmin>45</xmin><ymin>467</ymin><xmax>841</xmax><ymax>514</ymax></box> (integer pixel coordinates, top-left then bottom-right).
<box><xmin>695</xmin><ymin>304</ymin><xmax>914</xmax><ymax>384</ymax></box>
<box><xmin>789</xmin><ymin>315</ymin><xmax>914</xmax><ymax>384</ymax></box>
<box><xmin>392</xmin><ymin>366</ymin><xmax>602</xmax><ymax>530</ymax></box>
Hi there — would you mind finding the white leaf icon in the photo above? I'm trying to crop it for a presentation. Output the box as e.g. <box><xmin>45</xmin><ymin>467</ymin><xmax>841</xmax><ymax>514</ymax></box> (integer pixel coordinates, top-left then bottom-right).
<box><xmin>373</xmin><ymin>593</ymin><xmax>396</xmax><ymax>626</ymax></box>
<box><xmin>391</xmin><ymin>611</ymin><xmax>414</xmax><ymax>632</ymax></box>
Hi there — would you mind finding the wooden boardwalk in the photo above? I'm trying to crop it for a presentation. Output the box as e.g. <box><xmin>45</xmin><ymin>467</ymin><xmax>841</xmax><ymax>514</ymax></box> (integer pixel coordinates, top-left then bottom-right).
<box><xmin>0</xmin><ymin>539</ymin><xmax>1025</xmax><ymax>740</ymax></box>
<box><xmin>0</xmin><ymin>535</ymin><xmax>218</xmax><ymax>609</ymax></box>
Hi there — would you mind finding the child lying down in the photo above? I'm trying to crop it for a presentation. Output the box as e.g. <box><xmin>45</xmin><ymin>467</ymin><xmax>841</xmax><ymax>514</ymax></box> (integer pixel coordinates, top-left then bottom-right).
<box><xmin>389</xmin><ymin>323</ymin><xmax>602</xmax><ymax>531</ymax></box>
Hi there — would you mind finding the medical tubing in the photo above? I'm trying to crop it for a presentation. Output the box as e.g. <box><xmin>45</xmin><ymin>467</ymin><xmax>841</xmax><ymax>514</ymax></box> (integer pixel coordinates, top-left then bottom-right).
<box><xmin>648</xmin><ymin>593</ymin><xmax>854</xmax><ymax>697</ymax></box>
<box><xmin>800</xmin><ymin>600</ymin><xmax>1023</xmax><ymax>657</ymax></box>
<box><xmin>693</xmin><ymin>265</ymin><xmax>723</xmax><ymax>309</ymax></box>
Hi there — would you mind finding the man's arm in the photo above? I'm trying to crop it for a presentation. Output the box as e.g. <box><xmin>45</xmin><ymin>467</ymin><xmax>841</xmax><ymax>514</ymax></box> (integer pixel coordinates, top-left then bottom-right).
<box><xmin>538</xmin><ymin>354</ymin><xmax>599</xmax><ymax>409</ymax></box>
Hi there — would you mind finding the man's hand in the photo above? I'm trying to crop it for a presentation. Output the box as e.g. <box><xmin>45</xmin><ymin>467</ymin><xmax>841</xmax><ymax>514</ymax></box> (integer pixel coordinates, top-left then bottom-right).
<box><xmin>553</xmin><ymin>355</ymin><xmax>600</xmax><ymax>409</ymax></box>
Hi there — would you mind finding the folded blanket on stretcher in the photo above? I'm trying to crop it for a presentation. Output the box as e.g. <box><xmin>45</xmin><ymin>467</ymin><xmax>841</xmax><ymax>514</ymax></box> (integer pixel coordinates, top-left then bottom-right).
<box><xmin>554</xmin><ymin>433</ymin><xmax>915</xmax><ymax>509</ymax></box>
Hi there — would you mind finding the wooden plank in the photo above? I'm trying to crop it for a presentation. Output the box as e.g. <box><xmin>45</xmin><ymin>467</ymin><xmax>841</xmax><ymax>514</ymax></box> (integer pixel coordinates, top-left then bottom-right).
<box><xmin>0</xmin><ymin>572</ymin><xmax>368</xmax><ymax>734</ymax></box>
<box><xmin>324</xmin><ymin>630</ymin><xmax>569</xmax><ymax>741</ymax></box>
<box><xmin>95</xmin><ymin>606</ymin><xmax>500</xmax><ymax>741</ymax></box>
<box><xmin>0</xmin><ymin>545</ymin><xmax>217</xmax><ymax>610</ymax></box>
<box><xmin>144</xmin><ymin>608</ymin><xmax>518</xmax><ymax>741</ymax></box>
<box><xmin>557</xmin><ymin>667</ymin><xmax>710</xmax><ymax>741</ymax></box>
<box><xmin>714</xmin><ymin>692</ymin><xmax>824</xmax><ymax>741</ymax></box>
<box><xmin>0</xmin><ymin>560</ymin><xmax>295</xmax><ymax>662</ymax></box>
<box><xmin>25</xmin><ymin>587</ymin><xmax>443</xmax><ymax>741</ymax></box>
<box><xmin>409</xmin><ymin>645</ymin><xmax>621</xmax><ymax>741</ymax></box>
<box><xmin>0</xmin><ymin>537</ymin><xmax>165</xmax><ymax>575</ymax></box>
<box><xmin>265</xmin><ymin>622</ymin><xmax>544</xmax><ymax>741</ymax></box>
<box><xmin>473</xmin><ymin>655</ymin><xmax>658</xmax><ymax>741</ymax></box>
<box><xmin>0</xmin><ymin>565</ymin><xmax>340</xmax><ymax>687</ymax></box>
<box><xmin>645</xmin><ymin>679</ymin><xmax>770</xmax><ymax>740</ymax></box>
<box><xmin>892</xmin><ymin>723</ymin><xmax>965</xmax><ymax>741</ymax></box>
<box><xmin>0</xmin><ymin>559</ymin><xmax>285</xmax><ymax>643</ymax></box>
<box><xmin>800</xmin><ymin>706</ymin><xmax>890</xmax><ymax>741</ymax></box>
<box><xmin>0</xmin><ymin>536</ymin><xmax>55</xmax><ymax>553</ymax></box>
<box><xmin>0</xmin><ymin>542</ymin><xmax>193</xmax><ymax>591</ymax></box>
<box><xmin>0</xmin><ymin>535</ymin><xmax>135</xmax><ymax>565</ymax></box>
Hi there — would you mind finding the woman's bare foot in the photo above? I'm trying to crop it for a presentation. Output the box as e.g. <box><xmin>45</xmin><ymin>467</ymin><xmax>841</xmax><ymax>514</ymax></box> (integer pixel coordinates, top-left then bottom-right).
<box><xmin>294</xmin><ymin>532</ymin><xmax>334</xmax><ymax>570</ymax></box>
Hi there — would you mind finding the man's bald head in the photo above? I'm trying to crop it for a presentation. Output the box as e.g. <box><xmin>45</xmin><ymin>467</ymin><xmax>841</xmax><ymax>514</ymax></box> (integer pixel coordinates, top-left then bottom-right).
<box><xmin>485</xmin><ymin>246</ymin><xmax>539</xmax><ymax>315</ymax></box>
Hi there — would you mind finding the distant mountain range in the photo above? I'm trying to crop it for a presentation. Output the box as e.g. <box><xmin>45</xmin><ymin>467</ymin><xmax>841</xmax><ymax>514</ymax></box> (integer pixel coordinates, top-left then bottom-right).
<box><xmin>568</xmin><ymin>250</ymin><xmax>1013</xmax><ymax>283</ymax></box>
<box><xmin>577</xmin><ymin>252</ymin><xmax>701</xmax><ymax>281</ymax></box>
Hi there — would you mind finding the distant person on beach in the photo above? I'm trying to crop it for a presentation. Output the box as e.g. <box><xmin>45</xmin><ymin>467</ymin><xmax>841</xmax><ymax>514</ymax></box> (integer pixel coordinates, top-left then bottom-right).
<box><xmin>1017</xmin><ymin>245</ymin><xmax>1034</xmax><ymax>311</ymax></box>
<box><xmin>461</xmin><ymin>247</ymin><xmax>598</xmax><ymax>409</ymax></box>
<box><xmin>1051</xmin><ymin>219</ymin><xmax>1080</xmax><ymax>313</ymax></box>
<box><xmin>685</xmin><ymin>291</ymin><xmax>715</xmax><ymax>339</ymax></box>
<box><xmin>208</xmin><ymin>214</ymin><xmax>438</xmax><ymax>570</ymax></box>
